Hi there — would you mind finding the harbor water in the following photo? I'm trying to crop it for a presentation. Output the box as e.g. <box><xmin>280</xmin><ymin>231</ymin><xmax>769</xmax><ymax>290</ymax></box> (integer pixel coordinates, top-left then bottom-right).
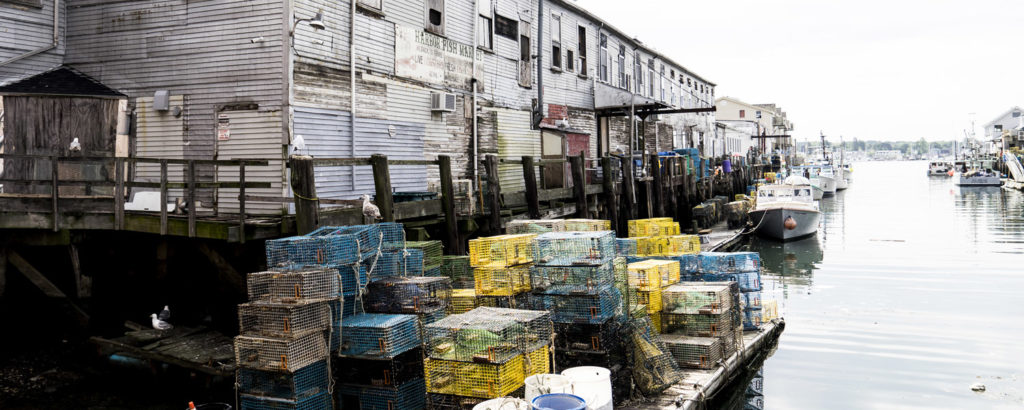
<box><xmin>730</xmin><ymin>160</ymin><xmax>1024</xmax><ymax>408</ymax></box>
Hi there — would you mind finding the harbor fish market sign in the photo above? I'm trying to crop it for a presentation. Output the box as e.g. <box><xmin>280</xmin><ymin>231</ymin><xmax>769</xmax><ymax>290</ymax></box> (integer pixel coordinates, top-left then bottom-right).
<box><xmin>396</xmin><ymin>25</ymin><xmax>483</xmax><ymax>90</ymax></box>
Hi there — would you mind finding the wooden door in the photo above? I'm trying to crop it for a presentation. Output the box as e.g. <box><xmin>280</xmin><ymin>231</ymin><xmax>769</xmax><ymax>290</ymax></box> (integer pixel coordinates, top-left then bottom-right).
<box><xmin>566</xmin><ymin>133</ymin><xmax>589</xmax><ymax>185</ymax></box>
<box><xmin>541</xmin><ymin>130</ymin><xmax>564</xmax><ymax>188</ymax></box>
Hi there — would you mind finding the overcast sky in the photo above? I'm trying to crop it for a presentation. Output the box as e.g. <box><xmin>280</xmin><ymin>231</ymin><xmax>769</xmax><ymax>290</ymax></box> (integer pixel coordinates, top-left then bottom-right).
<box><xmin>578</xmin><ymin>0</ymin><xmax>1024</xmax><ymax>143</ymax></box>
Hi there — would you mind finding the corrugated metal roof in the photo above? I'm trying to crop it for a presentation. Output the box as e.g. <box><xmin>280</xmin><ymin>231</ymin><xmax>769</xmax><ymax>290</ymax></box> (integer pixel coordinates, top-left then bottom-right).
<box><xmin>0</xmin><ymin>66</ymin><xmax>124</xmax><ymax>98</ymax></box>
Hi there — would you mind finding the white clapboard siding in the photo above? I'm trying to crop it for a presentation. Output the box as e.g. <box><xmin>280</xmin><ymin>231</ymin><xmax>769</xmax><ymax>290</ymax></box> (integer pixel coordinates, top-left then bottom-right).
<box><xmin>0</xmin><ymin>0</ymin><xmax>66</xmax><ymax>84</ymax></box>
<box><xmin>492</xmin><ymin>107</ymin><xmax>539</xmax><ymax>192</ymax></box>
<box><xmin>135</xmin><ymin>95</ymin><xmax>185</xmax><ymax>199</ymax></box>
<box><xmin>214</xmin><ymin>109</ymin><xmax>285</xmax><ymax>215</ymax></box>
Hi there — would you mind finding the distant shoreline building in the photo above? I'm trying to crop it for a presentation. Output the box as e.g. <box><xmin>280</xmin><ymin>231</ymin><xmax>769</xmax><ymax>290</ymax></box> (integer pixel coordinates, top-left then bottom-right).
<box><xmin>714</xmin><ymin>96</ymin><xmax>793</xmax><ymax>156</ymax></box>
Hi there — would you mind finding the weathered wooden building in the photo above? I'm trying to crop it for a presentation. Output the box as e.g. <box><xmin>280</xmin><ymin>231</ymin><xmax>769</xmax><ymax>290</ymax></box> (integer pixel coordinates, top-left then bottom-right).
<box><xmin>1</xmin><ymin>0</ymin><xmax>718</xmax><ymax>214</ymax></box>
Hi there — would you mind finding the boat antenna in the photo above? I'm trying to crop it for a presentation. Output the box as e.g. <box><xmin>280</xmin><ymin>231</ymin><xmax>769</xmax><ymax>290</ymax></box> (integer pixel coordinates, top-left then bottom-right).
<box><xmin>819</xmin><ymin>131</ymin><xmax>828</xmax><ymax>162</ymax></box>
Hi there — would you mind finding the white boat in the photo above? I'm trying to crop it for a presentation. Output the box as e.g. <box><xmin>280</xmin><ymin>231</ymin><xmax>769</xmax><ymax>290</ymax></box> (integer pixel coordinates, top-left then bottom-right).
<box><xmin>835</xmin><ymin>166</ymin><xmax>849</xmax><ymax>191</ymax></box>
<box><xmin>810</xmin><ymin>184</ymin><xmax>824</xmax><ymax>200</ymax></box>
<box><xmin>954</xmin><ymin>159</ymin><xmax>1002</xmax><ymax>187</ymax></box>
<box><xmin>809</xmin><ymin>165</ymin><xmax>837</xmax><ymax>197</ymax></box>
<box><xmin>928</xmin><ymin>161</ymin><xmax>953</xmax><ymax>177</ymax></box>
<box><xmin>749</xmin><ymin>176</ymin><xmax>821</xmax><ymax>241</ymax></box>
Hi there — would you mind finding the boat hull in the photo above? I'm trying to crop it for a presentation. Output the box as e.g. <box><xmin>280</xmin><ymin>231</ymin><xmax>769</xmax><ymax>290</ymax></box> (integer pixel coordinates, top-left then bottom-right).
<box><xmin>750</xmin><ymin>208</ymin><xmax>820</xmax><ymax>241</ymax></box>
<box><xmin>810</xmin><ymin>185</ymin><xmax>824</xmax><ymax>200</ymax></box>
<box><xmin>813</xmin><ymin>175</ymin><xmax>837</xmax><ymax>197</ymax></box>
<box><xmin>954</xmin><ymin>174</ymin><xmax>1002</xmax><ymax>187</ymax></box>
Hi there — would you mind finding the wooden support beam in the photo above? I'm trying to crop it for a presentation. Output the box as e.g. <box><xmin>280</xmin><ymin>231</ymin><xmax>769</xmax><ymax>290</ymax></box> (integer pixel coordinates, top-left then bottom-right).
<box><xmin>522</xmin><ymin>156</ymin><xmax>540</xmax><ymax>219</ymax></box>
<box><xmin>651</xmin><ymin>154</ymin><xmax>664</xmax><ymax>218</ymax></box>
<box><xmin>601</xmin><ymin>156</ymin><xmax>618</xmax><ymax>236</ymax></box>
<box><xmin>51</xmin><ymin>156</ymin><xmax>59</xmax><ymax>232</ymax></box>
<box><xmin>620</xmin><ymin>156</ymin><xmax>636</xmax><ymax>226</ymax></box>
<box><xmin>667</xmin><ymin>157</ymin><xmax>678</xmax><ymax>221</ymax></box>
<box><xmin>238</xmin><ymin>163</ymin><xmax>246</xmax><ymax>244</ymax></box>
<box><xmin>485</xmin><ymin>155</ymin><xmax>502</xmax><ymax>233</ymax></box>
<box><xmin>438</xmin><ymin>155</ymin><xmax>461</xmax><ymax>255</ymax></box>
<box><xmin>68</xmin><ymin>244</ymin><xmax>92</xmax><ymax>298</ymax></box>
<box><xmin>8</xmin><ymin>250</ymin><xmax>89</xmax><ymax>326</ymax></box>
<box><xmin>370</xmin><ymin>154</ymin><xmax>395</xmax><ymax>223</ymax></box>
<box><xmin>115</xmin><ymin>157</ymin><xmax>125</xmax><ymax>230</ymax></box>
<box><xmin>159</xmin><ymin>160</ymin><xmax>168</xmax><ymax>236</ymax></box>
<box><xmin>289</xmin><ymin>155</ymin><xmax>320</xmax><ymax>234</ymax></box>
<box><xmin>187</xmin><ymin>161</ymin><xmax>197</xmax><ymax>238</ymax></box>
<box><xmin>196</xmin><ymin>243</ymin><xmax>247</xmax><ymax>295</ymax></box>
<box><xmin>570</xmin><ymin>154</ymin><xmax>588</xmax><ymax>218</ymax></box>
<box><xmin>0</xmin><ymin>249</ymin><xmax>6</xmax><ymax>298</ymax></box>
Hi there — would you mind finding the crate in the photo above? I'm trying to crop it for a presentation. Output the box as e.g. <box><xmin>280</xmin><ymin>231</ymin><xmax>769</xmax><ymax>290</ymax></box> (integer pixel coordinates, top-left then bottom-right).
<box><xmin>365</xmin><ymin>276</ymin><xmax>452</xmax><ymax>314</ymax></box>
<box><xmin>762</xmin><ymin>300</ymin><xmax>779</xmax><ymax>321</ymax></box>
<box><xmin>700</xmin><ymin>270</ymin><xmax>761</xmax><ymax>292</ymax></box>
<box><xmin>636</xmin><ymin>235</ymin><xmax>700</xmax><ymax>257</ymax></box>
<box><xmin>741</xmin><ymin>291</ymin><xmax>762</xmax><ymax>309</ymax></box>
<box><xmin>554</xmin><ymin>320</ymin><xmax>622</xmax><ymax>353</ymax></box>
<box><xmin>374</xmin><ymin>248</ymin><xmax>422</xmax><ymax>278</ymax></box>
<box><xmin>562</xmin><ymin>219</ymin><xmax>611</xmax><ymax>232</ymax></box>
<box><xmin>532</xmin><ymin>231</ymin><xmax>616</xmax><ymax>266</ymax></box>
<box><xmin>697</xmin><ymin>252</ymin><xmax>761</xmax><ymax>274</ymax></box>
<box><xmin>407</xmin><ymin>240</ymin><xmax>443</xmax><ymax>271</ymax></box>
<box><xmin>246</xmin><ymin>269</ymin><xmax>341</xmax><ymax>303</ymax></box>
<box><xmin>468</xmin><ymin>234</ymin><xmax>536</xmax><ymax>268</ymax></box>
<box><xmin>425</xmin><ymin>308</ymin><xmax>552</xmax><ymax>363</ymax></box>
<box><xmin>425</xmin><ymin>355</ymin><xmax>525</xmax><ymax>399</ymax></box>
<box><xmin>440</xmin><ymin>256</ymin><xmax>473</xmax><ymax>289</ymax></box>
<box><xmin>661</xmin><ymin>313</ymin><xmax>733</xmax><ymax>337</ymax></box>
<box><xmin>337</xmin><ymin>378</ymin><xmax>426</xmax><ymax>410</ymax></box>
<box><xmin>235</xmin><ymin>330</ymin><xmax>328</xmax><ymax>372</ymax></box>
<box><xmin>506</xmin><ymin>219</ymin><xmax>566</xmax><ymax>234</ymax></box>
<box><xmin>743</xmin><ymin>308</ymin><xmax>763</xmax><ymax>330</ymax></box>
<box><xmin>239</xmin><ymin>391</ymin><xmax>332</xmax><ymax>410</ymax></box>
<box><xmin>627</xmin><ymin>260</ymin><xmax>674</xmax><ymax>290</ymax></box>
<box><xmin>333</xmin><ymin>347</ymin><xmax>424</xmax><ymax>387</ymax></box>
<box><xmin>636</xmin><ymin>288</ymin><xmax>662</xmax><ymax>314</ymax></box>
<box><xmin>615</xmin><ymin>238</ymin><xmax>637</xmax><ymax>257</ymax></box>
<box><xmin>627</xmin><ymin>218</ymin><xmax>681</xmax><ymax>238</ymax></box>
<box><xmin>339</xmin><ymin>313</ymin><xmax>422</xmax><ymax>358</ymax></box>
<box><xmin>236</xmin><ymin>360</ymin><xmax>329</xmax><ymax>400</ymax></box>
<box><xmin>661</xmin><ymin>283</ymin><xmax>734</xmax><ymax>315</ymax></box>
<box><xmin>238</xmin><ymin>300</ymin><xmax>331</xmax><ymax>339</ymax></box>
<box><xmin>449</xmin><ymin>289</ymin><xmax>477</xmax><ymax>314</ymax></box>
<box><xmin>533</xmin><ymin>286</ymin><xmax>621</xmax><ymax>324</ymax></box>
<box><xmin>474</xmin><ymin>265</ymin><xmax>531</xmax><ymax>296</ymax></box>
<box><xmin>530</xmin><ymin>261</ymin><xmax>615</xmax><ymax>294</ymax></box>
<box><xmin>660</xmin><ymin>334</ymin><xmax>722</xmax><ymax>370</ymax></box>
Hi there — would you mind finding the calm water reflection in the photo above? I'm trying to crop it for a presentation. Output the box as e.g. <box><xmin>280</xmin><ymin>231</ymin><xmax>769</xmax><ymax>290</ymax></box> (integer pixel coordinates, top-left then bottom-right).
<box><xmin>733</xmin><ymin>160</ymin><xmax>1024</xmax><ymax>409</ymax></box>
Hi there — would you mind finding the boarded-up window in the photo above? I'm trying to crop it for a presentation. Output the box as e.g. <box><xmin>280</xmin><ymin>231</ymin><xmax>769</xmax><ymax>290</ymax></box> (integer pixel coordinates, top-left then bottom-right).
<box><xmin>357</xmin><ymin>0</ymin><xmax>382</xmax><ymax>12</ymax></box>
<box><xmin>478</xmin><ymin>0</ymin><xmax>492</xmax><ymax>49</ymax></box>
<box><xmin>617</xmin><ymin>45</ymin><xmax>626</xmax><ymax>88</ymax></box>
<box><xmin>550</xmin><ymin>14</ymin><xmax>561</xmax><ymax>69</ymax></box>
<box><xmin>577</xmin><ymin>26</ymin><xmax>587</xmax><ymax>76</ymax></box>
<box><xmin>566</xmin><ymin>49</ymin><xmax>574</xmax><ymax>72</ymax></box>
<box><xmin>519</xmin><ymin>21</ymin><xmax>532</xmax><ymax>87</ymax></box>
<box><xmin>495</xmin><ymin>15</ymin><xmax>517</xmax><ymax>40</ymax></box>
<box><xmin>599</xmin><ymin>33</ymin><xmax>608</xmax><ymax>83</ymax></box>
<box><xmin>425</xmin><ymin>0</ymin><xmax>445</xmax><ymax>36</ymax></box>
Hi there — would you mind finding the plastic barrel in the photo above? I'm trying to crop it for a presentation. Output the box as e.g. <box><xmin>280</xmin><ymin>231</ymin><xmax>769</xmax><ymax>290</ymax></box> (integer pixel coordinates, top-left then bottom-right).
<box><xmin>531</xmin><ymin>394</ymin><xmax>586</xmax><ymax>410</ymax></box>
<box><xmin>723</xmin><ymin>159</ymin><xmax>732</xmax><ymax>173</ymax></box>
<box><xmin>560</xmin><ymin>366</ymin><xmax>612</xmax><ymax>410</ymax></box>
<box><xmin>473</xmin><ymin>397</ymin><xmax>531</xmax><ymax>410</ymax></box>
<box><xmin>525</xmin><ymin>374</ymin><xmax>574</xmax><ymax>402</ymax></box>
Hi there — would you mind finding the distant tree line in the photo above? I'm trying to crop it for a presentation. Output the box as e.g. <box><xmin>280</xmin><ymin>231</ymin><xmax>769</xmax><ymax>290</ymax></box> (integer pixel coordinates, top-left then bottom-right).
<box><xmin>798</xmin><ymin>138</ymin><xmax>954</xmax><ymax>155</ymax></box>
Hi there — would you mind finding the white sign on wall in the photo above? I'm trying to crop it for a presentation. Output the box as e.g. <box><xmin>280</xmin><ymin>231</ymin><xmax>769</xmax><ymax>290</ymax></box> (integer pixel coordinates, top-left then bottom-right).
<box><xmin>395</xmin><ymin>25</ymin><xmax>483</xmax><ymax>90</ymax></box>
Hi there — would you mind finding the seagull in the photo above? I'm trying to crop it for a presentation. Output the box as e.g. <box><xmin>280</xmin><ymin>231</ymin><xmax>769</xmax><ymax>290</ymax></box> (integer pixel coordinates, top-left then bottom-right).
<box><xmin>361</xmin><ymin>194</ymin><xmax>380</xmax><ymax>223</ymax></box>
<box><xmin>290</xmin><ymin>134</ymin><xmax>306</xmax><ymax>155</ymax></box>
<box><xmin>69</xmin><ymin>138</ymin><xmax>81</xmax><ymax>153</ymax></box>
<box><xmin>150</xmin><ymin>313</ymin><xmax>173</xmax><ymax>330</ymax></box>
<box><xmin>158</xmin><ymin>305</ymin><xmax>170</xmax><ymax>321</ymax></box>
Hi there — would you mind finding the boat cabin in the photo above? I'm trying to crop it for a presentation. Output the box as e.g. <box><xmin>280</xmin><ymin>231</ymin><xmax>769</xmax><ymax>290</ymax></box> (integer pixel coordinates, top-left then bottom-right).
<box><xmin>757</xmin><ymin>184</ymin><xmax>815</xmax><ymax>207</ymax></box>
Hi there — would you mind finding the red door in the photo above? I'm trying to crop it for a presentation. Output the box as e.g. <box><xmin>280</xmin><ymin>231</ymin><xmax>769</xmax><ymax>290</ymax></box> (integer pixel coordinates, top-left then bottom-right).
<box><xmin>566</xmin><ymin>133</ymin><xmax>590</xmax><ymax>185</ymax></box>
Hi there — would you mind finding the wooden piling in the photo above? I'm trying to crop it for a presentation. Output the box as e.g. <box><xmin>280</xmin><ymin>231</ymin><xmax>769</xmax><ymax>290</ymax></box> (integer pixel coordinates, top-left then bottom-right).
<box><xmin>570</xmin><ymin>154</ymin><xmax>587</xmax><ymax>218</ymax></box>
<box><xmin>651</xmin><ymin>154</ymin><xmax>663</xmax><ymax>218</ymax></box>
<box><xmin>370</xmin><ymin>154</ymin><xmax>394</xmax><ymax>223</ymax></box>
<box><xmin>620</xmin><ymin>156</ymin><xmax>636</xmax><ymax>225</ymax></box>
<box><xmin>522</xmin><ymin>156</ymin><xmax>540</xmax><ymax>219</ymax></box>
<box><xmin>289</xmin><ymin>155</ymin><xmax>320</xmax><ymax>234</ymax></box>
<box><xmin>485</xmin><ymin>155</ymin><xmax>502</xmax><ymax>233</ymax></box>
<box><xmin>601</xmin><ymin>156</ymin><xmax>618</xmax><ymax>235</ymax></box>
<box><xmin>438</xmin><ymin>155</ymin><xmax>461</xmax><ymax>255</ymax></box>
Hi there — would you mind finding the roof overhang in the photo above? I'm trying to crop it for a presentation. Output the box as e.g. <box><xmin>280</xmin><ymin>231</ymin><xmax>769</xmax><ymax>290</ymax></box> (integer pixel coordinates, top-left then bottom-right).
<box><xmin>594</xmin><ymin>81</ymin><xmax>716</xmax><ymax>118</ymax></box>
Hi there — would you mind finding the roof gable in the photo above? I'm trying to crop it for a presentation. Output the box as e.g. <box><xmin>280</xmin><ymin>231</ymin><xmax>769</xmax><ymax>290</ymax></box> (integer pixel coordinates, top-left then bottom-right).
<box><xmin>0</xmin><ymin>66</ymin><xmax>124</xmax><ymax>98</ymax></box>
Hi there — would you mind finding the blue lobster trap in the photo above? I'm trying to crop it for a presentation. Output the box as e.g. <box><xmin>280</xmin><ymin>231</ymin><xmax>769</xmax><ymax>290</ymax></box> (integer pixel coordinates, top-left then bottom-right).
<box><xmin>239</xmin><ymin>390</ymin><xmax>332</xmax><ymax>410</ymax></box>
<box><xmin>334</xmin><ymin>347</ymin><xmax>424</xmax><ymax>387</ymax></box>
<box><xmin>743</xmin><ymin>307</ymin><xmax>763</xmax><ymax>330</ymax></box>
<box><xmin>697</xmin><ymin>252</ymin><xmax>761</xmax><ymax>274</ymax></box>
<box><xmin>236</xmin><ymin>360</ymin><xmax>329</xmax><ymax>401</ymax></box>
<box><xmin>532</xmin><ymin>286</ymin><xmax>621</xmax><ymax>324</ymax></box>
<box><xmin>337</xmin><ymin>378</ymin><xmax>426</xmax><ymax>410</ymax></box>
<box><xmin>554</xmin><ymin>319</ymin><xmax>623</xmax><ymax>353</ymax></box>
<box><xmin>700</xmin><ymin>271</ymin><xmax>761</xmax><ymax>292</ymax></box>
<box><xmin>335</xmin><ymin>262</ymin><xmax>370</xmax><ymax>296</ymax></box>
<box><xmin>307</xmin><ymin>224</ymin><xmax>382</xmax><ymax>255</ymax></box>
<box><xmin>741</xmin><ymin>291</ymin><xmax>762</xmax><ymax>309</ymax></box>
<box><xmin>266</xmin><ymin>225</ymin><xmax>381</xmax><ymax>270</ymax></box>
<box><xmin>530</xmin><ymin>262</ymin><xmax>616</xmax><ymax>295</ymax></box>
<box><xmin>424</xmin><ymin>266</ymin><xmax>442</xmax><ymax>277</ymax></box>
<box><xmin>533</xmin><ymin>231</ymin><xmax>616</xmax><ymax>266</ymax></box>
<box><xmin>339</xmin><ymin>313</ymin><xmax>421</xmax><ymax>358</ymax></box>
<box><xmin>378</xmin><ymin>222</ymin><xmax>407</xmax><ymax>251</ymax></box>
<box><xmin>365</xmin><ymin>276</ymin><xmax>452</xmax><ymax>314</ymax></box>
<box><xmin>375</xmin><ymin>249</ymin><xmax>424</xmax><ymax>278</ymax></box>
<box><xmin>615</xmin><ymin>238</ymin><xmax>637</xmax><ymax>257</ymax></box>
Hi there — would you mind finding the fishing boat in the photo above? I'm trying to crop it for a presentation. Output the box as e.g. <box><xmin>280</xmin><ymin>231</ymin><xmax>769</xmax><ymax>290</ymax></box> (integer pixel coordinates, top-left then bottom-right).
<box><xmin>835</xmin><ymin>166</ymin><xmax>849</xmax><ymax>191</ymax></box>
<box><xmin>809</xmin><ymin>165</ymin><xmax>837</xmax><ymax>197</ymax></box>
<box><xmin>749</xmin><ymin>175</ymin><xmax>821</xmax><ymax>241</ymax></box>
<box><xmin>928</xmin><ymin>161</ymin><xmax>954</xmax><ymax>177</ymax></box>
<box><xmin>954</xmin><ymin>159</ymin><xmax>1002</xmax><ymax>187</ymax></box>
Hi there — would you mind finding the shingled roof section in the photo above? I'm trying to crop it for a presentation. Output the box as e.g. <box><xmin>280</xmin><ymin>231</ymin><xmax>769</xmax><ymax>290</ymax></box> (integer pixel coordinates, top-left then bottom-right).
<box><xmin>0</xmin><ymin>66</ymin><xmax>125</xmax><ymax>98</ymax></box>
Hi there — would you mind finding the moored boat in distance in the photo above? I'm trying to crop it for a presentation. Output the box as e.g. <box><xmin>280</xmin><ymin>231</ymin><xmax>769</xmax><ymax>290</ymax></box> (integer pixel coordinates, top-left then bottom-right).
<box><xmin>954</xmin><ymin>159</ymin><xmax>1002</xmax><ymax>187</ymax></box>
<box><xmin>749</xmin><ymin>176</ymin><xmax>822</xmax><ymax>241</ymax></box>
<box><xmin>928</xmin><ymin>161</ymin><xmax>953</xmax><ymax>177</ymax></box>
<box><xmin>809</xmin><ymin>165</ymin><xmax>837</xmax><ymax>197</ymax></box>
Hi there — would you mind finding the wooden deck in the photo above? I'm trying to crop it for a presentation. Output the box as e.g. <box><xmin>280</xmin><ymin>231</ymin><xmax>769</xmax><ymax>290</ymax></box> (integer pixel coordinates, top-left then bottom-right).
<box><xmin>89</xmin><ymin>322</ymin><xmax>235</xmax><ymax>377</ymax></box>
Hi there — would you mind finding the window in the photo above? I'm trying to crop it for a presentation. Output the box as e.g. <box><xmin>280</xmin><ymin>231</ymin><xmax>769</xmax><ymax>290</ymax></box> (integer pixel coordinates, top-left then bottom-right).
<box><xmin>495</xmin><ymin>15</ymin><xmax>517</xmax><ymax>40</ymax></box>
<box><xmin>659</xmin><ymin>65</ymin><xmax>666</xmax><ymax>101</ymax></box>
<box><xmin>634</xmin><ymin>52</ymin><xmax>643</xmax><ymax>94</ymax></box>
<box><xmin>599</xmin><ymin>33</ymin><xmax>608</xmax><ymax>82</ymax></box>
<box><xmin>648</xmin><ymin>59</ymin><xmax>655</xmax><ymax>97</ymax></box>
<box><xmin>739</xmin><ymin>110</ymin><xmax>745</xmax><ymax>118</ymax></box>
<box><xmin>577</xmin><ymin>26</ymin><xmax>587</xmax><ymax>76</ymax></box>
<box><xmin>566</xmin><ymin>49</ymin><xmax>575</xmax><ymax>72</ymax></box>
<box><xmin>617</xmin><ymin>45</ymin><xmax>626</xmax><ymax>88</ymax></box>
<box><xmin>519</xmin><ymin>21</ymin><xmax>532</xmax><ymax>87</ymax></box>
<box><xmin>478</xmin><ymin>0</ymin><xmax>493</xmax><ymax>49</ymax></box>
<box><xmin>357</xmin><ymin>0</ymin><xmax>382</xmax><ymax>12</ymax></box>
<box><xmin>425</xmin><ymin>0</ymin><xmax>445</xmax><ymax>35</ymax></box>
<box><xmin>551</xmin><ymin>14</ymin><xmax>561</xmax><ymax>69</ymax></box>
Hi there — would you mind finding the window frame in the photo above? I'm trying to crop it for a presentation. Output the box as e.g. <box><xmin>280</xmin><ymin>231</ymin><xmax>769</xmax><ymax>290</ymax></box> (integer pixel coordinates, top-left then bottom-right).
<box><xmin>425</xmin><ymin>0</ymin><xmax>446</xmax><ymax>36</ymax></box>
<box><xmin>577</xmin><ymin>25</ymin><xmax>588</xmax><ymax>77</ymax></box>
<box><xmin>599</xmin><ymin>33</ymin><xmax>609</xmax><ymax>83</ymax></box>
<box><xmin>550</xmin><ymin>13</ymin><xmax>562</xmax><ymax>70</ymax></box>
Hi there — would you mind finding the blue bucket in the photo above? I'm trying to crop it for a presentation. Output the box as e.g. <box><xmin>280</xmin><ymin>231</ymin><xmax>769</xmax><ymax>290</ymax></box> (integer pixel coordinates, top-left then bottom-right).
<box><xmin>531</xmin><ymin>393</ymin><xmax>586</xmax><ymax>410</ymax></box>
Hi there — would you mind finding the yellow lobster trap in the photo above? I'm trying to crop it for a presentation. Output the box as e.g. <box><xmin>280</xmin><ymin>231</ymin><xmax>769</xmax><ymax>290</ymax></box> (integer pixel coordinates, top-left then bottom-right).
<box><xmin>468</xmin><ymin>234</ymin><xmax>536</xmax><ymax>268</ymax></box>
<box><xmin>627</xmin><ymin>218</ymin><xmax>681</xmax><ymax>238</ymax></box>
<box><xmin>474</xmin><ymin>265</ymin><xmax>532</xmax><ymax>296</ymax></box>
<box><xmin>636</xmin><ymin>235</ymin><xmax>701</xmax><ymax>257</ymax></box>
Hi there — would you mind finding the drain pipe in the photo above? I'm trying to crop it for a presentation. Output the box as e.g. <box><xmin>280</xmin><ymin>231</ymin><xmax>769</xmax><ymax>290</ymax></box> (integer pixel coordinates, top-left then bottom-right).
<box><xmin>533</xmin><ymin>0</ymin><xmax>544</xmax><ymax>128</ymax></box>
<box><xmin>472</xmin><ymin>0</ymin><xmax>479</xmax><ymax>191</ymax></box>
<box><xmin>0</xmin><ymin>0</ymin><xmax>59</xmax><ymax>68</ymax></box>
<box><xmin>350</xmin><ymin>0</ymin><xmax>357</xmax><ymax>160</ymax></box>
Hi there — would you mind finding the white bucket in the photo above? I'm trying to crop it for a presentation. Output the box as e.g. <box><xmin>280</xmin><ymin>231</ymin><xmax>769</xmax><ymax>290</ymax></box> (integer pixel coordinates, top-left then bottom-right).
<box><xmin>525</xmin><ymin>374</ymin><xmax>574</xmax><ymax>401</ymax></box>
<box><xmin>472</xmin><ymin>397</ymin><xmax>531</xmax><ymax>410</ymax></box>
<box><xmin>561</xmin><ymin>366</ymin><xmax>613</xmax><ymax>410</ymax></box>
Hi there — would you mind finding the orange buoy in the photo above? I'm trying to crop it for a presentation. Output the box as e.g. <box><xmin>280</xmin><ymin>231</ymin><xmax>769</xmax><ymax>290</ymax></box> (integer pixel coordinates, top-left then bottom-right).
<box><xmin>947</xmin><ymin>170</ymin><xmax>954</xmax><ymax>176</ymax></box>
<box><xmin>784</xmin><ymin>216</ymin><xmax>797</xmax><ymax>230</ymax></box>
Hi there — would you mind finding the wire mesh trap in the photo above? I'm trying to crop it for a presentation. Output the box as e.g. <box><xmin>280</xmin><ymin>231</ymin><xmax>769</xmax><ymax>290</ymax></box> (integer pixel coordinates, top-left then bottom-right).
<box><xmin>762</xmin><ymin>300</ymin><xmax>779</xmax><ymax>321</ymax></box>
<box><xmin>337</xmin><ymin>378</ymin><xmax>427</xmax><ymax>410</ymax></box>
<box><xmin>562</xmin><ymin>219</ymin><xmax>612</xmax><ymax>232</ymax></box>
<box><xmin>339</xmin><ymin>313</ymin><xmax>422</xmax><ymax>358</ymax></box>
<box><xmin>743</xmin><ymin>308</ymin><xmax>764</xmax><ymax>330</ymax></box>
<box><xmin>425</xmin><ymin>349</ymin><xmax>545</xmax><ymax>400</ymax></box>
<box><xmin>377</xmin><ymin>222</ymin><xmax>407</xmax><ymax>251</ymax></box>
<box><xmin>635</xmin><ymin>235</ymin><xmax>701</xmax><ymax>257</ymax></box>
<box><xmin>468</xmin><ymin>234</ymin><xmax>536</xmax><ymax>268</ymax></box>
<box><xmin>627</xmin><ymin>218</ymin><xmax>681</xmax><ymax>238</ymax></box>
<box><xmin>376</xmin><ymin>248</ymin><xmax>425</xmax><ymax>278</ymax></box>
<box><xmin>700</xmin><ymin>270</ymin><xmax>762</xmax><ymax>292</ymax></box>
<box><xmin>660</xmin><ymin>334</ymin><xmax>722</xmax><ymax>370</ymax></box>
<box><xmin>533</xmin><ymin>285</ymin><xmax>621</xmax><ymax>324</ymax></box>
<box><xmin>661</xmin><ymin>283</ymin><xmax>734</xmax><ymax>315</ymax></box>
<box><xmin>265</xmin><ymin>234</ymin><xmax>363</xmax><ymax>270</ymax></box>
<box><xmin>529</xmin><ymin>261</ymin><xmax>616</xmax><ymax>294</ymax></box>
<box><xmin>476</xmin><ymin>293</ymin><xmax>531</xmax><ymax>310</ymax></box>
<box><xmin>236</xmin><ymin>359</ymin><xmax>329</xmax><ymax>401</ymax></box>
<box><xmin>615</xmin><ymin>238</ymin><xmax>637</xmax><ymax>257</ymax></box>
<box><xmin>239</xmin><ymin>390</ymin><xmax>332</xmax><ymax>410</ymax></box>
<box><xmin>406</xmin><ymin>240</ymin><xmax>443</xmax><ymax>271</ymax></box>
<box><xmin>333</xmin><ymin>347</ymin><xmax>425</xmax><ymax>387</ymax></box>
<box><xmin>697</xmin><ymin>252</ymin><xmax>761</xmax><ymax>274</ymax></box>
<box><xmin>628</xmin><ymin>326</ymin><xmax>682</xmax><ymax>395</ymax></box>
<box><xmin>474</xmin><ymin>265</ymin><xmax>531</xmax><ymax>296</ymax></box>
<box><xmin>741</xmin><ymin>291</ymin><xmax>762</xmax><ymax>309</ymax></box>
<box><xmin>532</xmin><ymin>231</ymin><xmax>616</xmax><ymax>266</ymax></box>
<box><xmin>238</xmin><ymin>300</ymin><xmax>331</xmax><ymax>339</ymax></box>
<box><xmin>365</xmin><ymin>276</ymin><xmax>452</xmax><ymax>314</ymax></box>
<box><xmin>635</xmin><ymin>288</ymin><xmax>663</xmax><ymax>315</ymax></box>
<box><xmin>336</xmin><ymin>262</ymin><xmax>371</xmax><ymax>297</ymax></box>
<box><xmin>506</xmin><ymin>219</ymin><xmax>567</xmax><ymax>234</ymax></box>
<box><xmin>628</xmin><ymin>260</ymin><xmax>681</xmax><ymax>290</ymax></box>
<box><xmin>660</xmin><ymin>312</ymin><xmax>734</xmax><ymax>337</ymax></box>
<box><xmin>246</xmin><ymin>269</ymin><xmax>341</xmax><ymax>303</ymax></box>
<box><xmin>554</xmin><ymin>320</ymin><xmax>622</xmax><ymax>353</ymax></box>
<box><xmin>424</xmin><ymin>308</ymin><xmax>552</xmax><ymax>364</ymax></box>
<box><xmin>235</xmin><ymin>329</ymin><xmax>328</xmax><ymax>372</ymax></box>
<box><xmin>449</xmin><ymin>289</ymin><xmax>477</xmax><ymax>314</ymax></box>
<box><xmin>440</xmin><ymin>256</ymin><xmax>474</xmax><ymax>289</ymax></box>
<box><xmin>307</xmin><ymin>224</ymin><xmax>383</xmax><ymax>256</ymax></box>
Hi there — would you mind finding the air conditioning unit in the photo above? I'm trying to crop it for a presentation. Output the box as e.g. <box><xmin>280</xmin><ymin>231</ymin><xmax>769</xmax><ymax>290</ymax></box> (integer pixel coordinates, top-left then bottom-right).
<box><xmin>431</xmin><ymin>92</ymin><xmax>457</xmax><ymax>112</ymax></box>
